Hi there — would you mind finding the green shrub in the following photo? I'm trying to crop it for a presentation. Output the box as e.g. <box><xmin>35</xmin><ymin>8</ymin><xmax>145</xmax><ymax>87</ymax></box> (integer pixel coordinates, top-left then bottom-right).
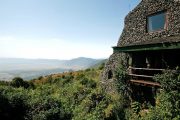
<box><xmin>10</xmin><ymin>77</ymin><xmax>31</xmax><ymax>89</ymax></box>
<box><xmin>114</xmin><ymin>64</ymin><xmax>131</xmax><ymax>104</ymax></box>
<box><xmin>0</xmin><ymin>86</ymin><xmax>29</xmax><ymax>120</ymax></box>
<box><xmin>80</xmin><ymin>78</ymin><xmax>97</xmax><ymax>88</ymax></box>
<box><xmin>0</xmin><ymin>81</ymin><xmax>9</xmax><ymax>86</ymax></box>
<box><xmin>62</xmin><ymin>75</ymin><xmax>74</xmax><ymax>85</ymax></box>
<box><xmin>98</xmin><ymin>62</ymin><xmax>105</xmax><ymax>70</ymax></box>
<box><xmin>85</xmin><ymin>68</ymin><xmax>91</xmax><ymax>72</ymax></box>
<box><xmin>27</xmin><ymin>97</ymin><xmax>65</xmax><ymax>120</ymax></box>
<box><xmin>141</xmin><ymin>71</ymin><xmax>180</xmax><ymax>120</ymax></box>
<box><xmin>154</xmin><ymin>70</ymin><xmax>180</xmax><ymax>92</ymax></box>
<box><xmin>72</xmin><ymin>89</ymin><xmax>109</xmax><ymax>120</ymax></box>
<box><xmin>11</xmin><ymin>77</ymin><xmax>24</xmax><ymax>87</ymax></box>
<box><xmin>131</xmin><ymin>102</ymin><xmax>141</xmax><ymax>114</ymax></box>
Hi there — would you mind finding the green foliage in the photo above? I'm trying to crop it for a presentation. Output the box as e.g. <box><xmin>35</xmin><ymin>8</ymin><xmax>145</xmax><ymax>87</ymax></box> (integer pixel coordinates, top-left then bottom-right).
<box><xmin>154</xmin><ymin>70</ymin><xmax>180</xmax><ymax>92</ymax></box>
<box><xmin>114</xmin><ymin>65</ymin><xmax>180</xmax><ymax>120</ymax></box>
<box><xmin>114</xmin><ymin>64</ymin><xmax>131</xmax><ymax>104</ymax></box>
<box><xmin>80</xmin><ymin>77</ymin><xmax>96</xmax><ymax>88</ymax></box>
<box><xmin>98</xmin><ymin>62</ymin><xmax>105</xmax><ymax>70</ymax></box>
<box><xmin>72</xmin><ymin>88</ymin><xmax>110</xmax><ymax>120</ymax></box>
<box><xmin>145</xmin><ymin>72</ymin><xmax>180</xmax><ymax>119</ymax></box>
<box><xmin>0</xmin><ymin>81</ymin><xmax>9</xmax><ymax>86</ymax></box>
<box><xmin>10</xmin><ymin>77</ymin><xmax>33</xmax><ymax>89</ymax></box>
<box><xmin>46</xmin><ymin>75</ymin><xmax>53</xmax><ymax>84</ymax></box>
<box><xmin>140</xmin><ymin>70</ymin><xmax>180</xmax><ymax>120</ymax></box>
<box><xmin>141</xmin><ymin>91</ymin><xmax>180</xmax><ymax>120</ymax></box>
<box><xmin>27</xmin><ymin>96</ymin><xmax>65</xmax><ymax>120</ymax></box>
<box><xmin>85</xmin><ymin>68</ymin><xmax>91</xmax><ymax>72</ymax></box>
<box><xmin>62</xmin><ymin>74</ymin><xmax>74</xmax><ymax>85</ymax></box>
<box><xmin>11</xmin><ymin>77</ymin><xmax>25</xmax><ymax>87</ymax></box>
<box><xmin>131</xmin><ymin>102</ymin><xmax>141</xmax><ymax>114</ymax></box>
<box><xmin>0</xmin><ymin>86</ymin><xmax>29</xmax><ymax>120</ymax></box>
<box><xmin>0</xmin><ymin>66</ymin><xmax>179</xmax><ymax>120</ymax></box>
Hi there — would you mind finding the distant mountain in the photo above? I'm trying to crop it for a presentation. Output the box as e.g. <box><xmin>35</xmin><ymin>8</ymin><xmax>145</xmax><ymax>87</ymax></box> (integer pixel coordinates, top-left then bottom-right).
<box><xmin>61</xmin><ymin>57</ymin><xmax>104</xmax><ymax>69</ymax></box>
<box><xmin>0</xmin><ymin>58</ymin><xmax>65</xmax><ymax>71</ymax></box>
<box><xmin>0</xmin><ymin>57</ymin><xmax>105</xmax><ymax>80</ymax></box>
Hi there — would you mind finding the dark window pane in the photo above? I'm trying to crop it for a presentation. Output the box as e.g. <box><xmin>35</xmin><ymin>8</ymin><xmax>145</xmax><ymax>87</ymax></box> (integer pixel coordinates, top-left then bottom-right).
<box><xmin>148</xmin><ymin>12</ymin><xmax>166</xmax><ymax>32</ymax></box>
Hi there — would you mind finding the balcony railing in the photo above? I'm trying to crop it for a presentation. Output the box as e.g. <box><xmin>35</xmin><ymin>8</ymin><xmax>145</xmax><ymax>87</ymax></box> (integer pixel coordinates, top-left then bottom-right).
<box><xmin>128</xmin><ymin>67</ymin><xmax>163</xmax><ymax>87</ymax></box>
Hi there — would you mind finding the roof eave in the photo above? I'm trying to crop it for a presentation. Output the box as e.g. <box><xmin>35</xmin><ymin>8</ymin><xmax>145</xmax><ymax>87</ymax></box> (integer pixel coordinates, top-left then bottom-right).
<box><xmin>113</xmin><ymin>41</ymin><xmax>180</xmax><ymax>52</ymax></box>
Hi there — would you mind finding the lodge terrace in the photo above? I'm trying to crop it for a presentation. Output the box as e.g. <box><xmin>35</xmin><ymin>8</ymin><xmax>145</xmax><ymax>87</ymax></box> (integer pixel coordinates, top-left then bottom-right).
<box><xmin>102</xmin><ymin>0</ymin><xmax>180</xmax><ymax>105</ymax></box>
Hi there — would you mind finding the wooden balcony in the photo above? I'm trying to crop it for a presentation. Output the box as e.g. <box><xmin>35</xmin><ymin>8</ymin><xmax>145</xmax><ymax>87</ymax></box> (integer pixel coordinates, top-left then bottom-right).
<box><xmin>128</xmin><ymin>67</ymin><xmax>162</xmax><ymax>87</ymax></box>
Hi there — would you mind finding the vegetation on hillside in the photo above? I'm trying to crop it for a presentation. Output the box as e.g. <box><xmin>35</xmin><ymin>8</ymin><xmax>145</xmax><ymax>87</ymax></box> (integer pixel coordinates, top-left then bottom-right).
<box><xmin>0</xmin><ymin>63</ymin><xmax>122</xmax><ymax>120</ymax></box>
<box><xmin>0</xmin><ymin>62</ymin><xmax>179</xmax><ymax>120</ymax></box>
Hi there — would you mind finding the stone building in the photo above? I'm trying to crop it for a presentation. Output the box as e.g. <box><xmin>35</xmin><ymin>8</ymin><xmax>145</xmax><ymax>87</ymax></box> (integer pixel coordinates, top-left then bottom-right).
<box><xmin>102</xmin><ymin>0</ymin><xmax>180</xmax><ymax>104</ymax></box>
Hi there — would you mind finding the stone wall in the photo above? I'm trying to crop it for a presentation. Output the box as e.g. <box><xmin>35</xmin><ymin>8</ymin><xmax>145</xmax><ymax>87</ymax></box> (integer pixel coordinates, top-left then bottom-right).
<box><xmin>118</xmin><ymin>0</ymin><xmax>180</xmax><ymax>46</ymax></box>
<box><xmin>101</xmin><ymin>52</ymin><xmax>128</xmax><ymax>92</ymax></box>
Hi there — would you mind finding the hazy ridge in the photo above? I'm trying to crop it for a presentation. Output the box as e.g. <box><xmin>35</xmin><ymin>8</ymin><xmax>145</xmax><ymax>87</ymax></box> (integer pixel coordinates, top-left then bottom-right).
<box><xmin>0</xmin><ymin>57</ymin><xmax>104</xmax><ymax>80</ymax></box>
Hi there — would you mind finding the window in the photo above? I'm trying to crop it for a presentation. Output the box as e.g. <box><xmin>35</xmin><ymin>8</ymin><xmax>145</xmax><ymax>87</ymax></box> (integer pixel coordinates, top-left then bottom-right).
<box><xmin>147</xmin><ymin>11</ymin><xmax>167</xmax><ymax>32</ymax></box>
<box><xmin>108</xmin><ymin>70</ymin><xmax>113</xmax><ymax>79</ymax></box>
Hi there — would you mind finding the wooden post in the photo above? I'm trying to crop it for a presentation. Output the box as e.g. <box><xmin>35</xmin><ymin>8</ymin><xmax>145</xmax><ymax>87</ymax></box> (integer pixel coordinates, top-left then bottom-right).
<box><xmin>128</xmin><ymin>53</ymin><xmax>133</xmax><ymax>74</ymax></box>
<box><xmin>146</xmin><ymin>56</ymin><xmax>151</xmax><ymax>68</ymax></box>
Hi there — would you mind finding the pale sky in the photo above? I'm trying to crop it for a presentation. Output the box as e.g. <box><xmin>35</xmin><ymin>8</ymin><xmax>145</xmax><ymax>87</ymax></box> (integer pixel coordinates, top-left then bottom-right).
<box><xmin>0</xmin><ymin>0</ymin><xmax>140</xmax><ymax>60</ymax></box>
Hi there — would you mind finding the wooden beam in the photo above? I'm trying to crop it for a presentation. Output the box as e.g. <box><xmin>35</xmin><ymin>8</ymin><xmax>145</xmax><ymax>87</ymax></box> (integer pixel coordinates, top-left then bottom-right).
<box><xmin>129</xmin><ymin>73</ymin><xmax>154</xmax><ymax>78</ymax></box>
<box><xmin>146</xmin><ymin>56</ymin><xmax>151</xmax><ymax>68</ymax></box>
<box><xmin>130</xmin><ymin>80</ymin><xmax>161</xmax><ymax>87</ymax></box>
<box><xmin>128</xmin><ymin>53</ymin><xmax>133</xmax><ymax>74</ymax></box>
<box><xmin>130</xmin><ymin>67</ymin><xmax>165</xmax><ymax>71</ymax></box>
<box><xmin>128</xmin><ymin>53</ymin><xmax>133</xmax><ymax>66</ymax></box>
<box><xmin>113</xmin><ymin>42</ymin><xmax>180</xmax><ymax>52</ymax></box>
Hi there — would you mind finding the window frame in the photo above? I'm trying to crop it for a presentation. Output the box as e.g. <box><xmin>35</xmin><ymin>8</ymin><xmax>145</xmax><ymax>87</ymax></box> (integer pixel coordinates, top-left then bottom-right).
<box><xmin>147</xmin><ymin>11</ymin><xmax>168</xmax><ymax>33</ymax></box>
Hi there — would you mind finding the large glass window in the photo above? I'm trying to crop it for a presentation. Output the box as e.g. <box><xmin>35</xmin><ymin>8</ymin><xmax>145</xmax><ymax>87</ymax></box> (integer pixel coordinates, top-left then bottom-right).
<box><xmin>147</xmin><ymin>12</ymin><xmax>167</xmax><ymax>32</ymax></box>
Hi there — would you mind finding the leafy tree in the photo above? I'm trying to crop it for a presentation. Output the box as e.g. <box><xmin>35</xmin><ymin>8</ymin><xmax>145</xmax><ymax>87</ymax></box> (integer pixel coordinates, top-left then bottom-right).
<box><xmin>11</xmin><ymin>77</ymin><xmax>31</xmax><ymax>89</ymax></box>
<box><xmin>0</xmin><ymin>86</ymin><xmax>29</xmax><ymax>120</ymax></box>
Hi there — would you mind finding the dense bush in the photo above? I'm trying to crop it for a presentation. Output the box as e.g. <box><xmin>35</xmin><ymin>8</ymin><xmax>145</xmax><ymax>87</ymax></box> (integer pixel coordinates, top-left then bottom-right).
<box><xmin>142</xmin><ymin>70</ymin><xmax>180</xmax><ymax>120</ymax></box>
<box><xmin>27</xmin><ymin>97</ymin><xmax>65</xmax><ymax>120</ymax></box>
<box><xmin>114</xmin><ymin>64</ymin><xmax>131</xmax><ymax>105</ymax></box>
<box><xmin>80</xmin><ymin>77</ymin><xmax>96</xmax><ymax>88</ymax></box>
<box><xmin>154</xmin><ymin>70</ymin><xmax>180</xmax><ymax>92</ymax></box>
<box><xmin>10</xmin><ymin>77</ymin><xmax>34</xmax><ymax>89</ymax></box>
<box><xmin>0</xmin><ymin>86</ymin><xmax>29</xmax><ymax>120</ymax></box>
<box><xmin>0</xmin><ymin>81</ymin><xmax>9</xmax><ymax>86</ymax></box>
